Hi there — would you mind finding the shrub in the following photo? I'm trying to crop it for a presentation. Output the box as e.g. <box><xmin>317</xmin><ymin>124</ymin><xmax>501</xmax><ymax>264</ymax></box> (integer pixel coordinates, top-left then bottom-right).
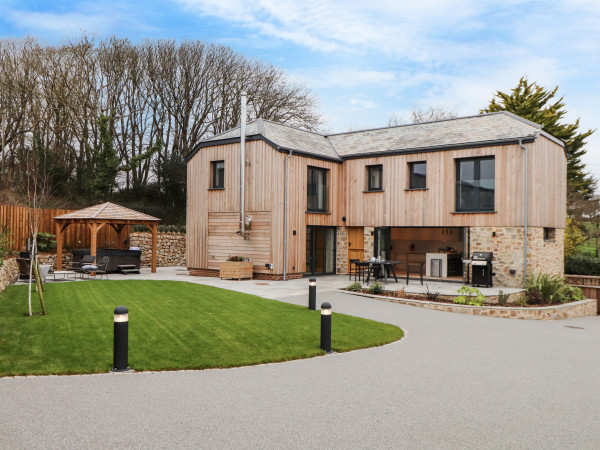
<box><xmin>423</xmin><ymin>285</ymin><xmax>440</xmax><ymax>301</ymax></box>
<box><xmin>565</xmin><ymin>255</ymin><xmax>600</xmax><ymax>275</ymax></box>
<box><xmin>0</xmin><ymin>226</ymin><xmax>12</xmax><ymax>266</ymax></box>
<box><xmin>132</xmin><ymin>224</ymin><xmax>186</xmax><ymax>233</ymax></box>
<box><xmin>524</xmin><ymin>271</ymin><xmax>582</xmax><ymax>305</ymax></box>
<box><xmin>36</xmin><ymin>232</ymin><xmax>56</xmax><ymax>252</ymax></box>
<box><xmin>454</xmin><ymin>286</ymin><xmax>485</xmax><ymax>306</ymax></box>
<box><xmin>497</xmin><ymin>290</ymin><xmax>510</xmax><ymax>306</ymax></box>
<box><xmin>369</xmin><ymin>281</ymin><xmax>385</xmax><ymax>295</ymax></box>
<box><xmin>346</xmin><ymin>281</ymin><xmax>363</xmax><ymax>292</ymax></box>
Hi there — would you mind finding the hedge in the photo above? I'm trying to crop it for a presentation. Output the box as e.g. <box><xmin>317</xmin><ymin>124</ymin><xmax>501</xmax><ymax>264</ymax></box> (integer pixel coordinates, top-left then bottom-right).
<box><xmin>565</xmin><ymin>255</ymin><xmax>600</xmax><ymax>275</ymax></box>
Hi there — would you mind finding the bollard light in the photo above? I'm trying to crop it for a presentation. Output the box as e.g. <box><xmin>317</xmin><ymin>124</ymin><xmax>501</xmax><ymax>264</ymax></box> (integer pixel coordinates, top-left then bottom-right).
<box><xmin>320</xmin><ymin>302</ymin><xmax>332</xmax><ymax>353</ymax></box>
<box><xmin>112</xmin><ymin>305</ymin><xmax>130</xmax><ymax>372</ymax></box>
<box><xmin>308</xmin><ymin>277</ymin><xmax>317</xmax><ymax>310</ymax></box>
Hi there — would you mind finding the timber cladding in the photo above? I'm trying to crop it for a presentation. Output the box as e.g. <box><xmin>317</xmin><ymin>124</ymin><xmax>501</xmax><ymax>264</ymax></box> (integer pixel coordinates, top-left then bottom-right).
<box><xmin>0</xmin><ymin>204</ymin><xmax>128</xmax><ymax>250</ymax></box>
<box><xmin>207</xmin><ymin>211</ymin><xmax>272</xmax><ymax>274</ymax></box>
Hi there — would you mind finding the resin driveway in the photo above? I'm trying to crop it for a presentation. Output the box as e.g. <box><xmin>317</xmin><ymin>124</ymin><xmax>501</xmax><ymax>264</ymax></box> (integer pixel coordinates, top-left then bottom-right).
<box><xmin>1</xmin><ymin>272</ymin><xmax>599</xmax><ymax>448</ymax></box>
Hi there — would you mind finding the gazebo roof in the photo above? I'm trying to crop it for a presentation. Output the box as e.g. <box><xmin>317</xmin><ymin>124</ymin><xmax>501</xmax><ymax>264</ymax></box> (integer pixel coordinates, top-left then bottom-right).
<box><xmin>54</xmin><ymin>202</ymin><xmax>161</xmax><ymax>222</ymax></box>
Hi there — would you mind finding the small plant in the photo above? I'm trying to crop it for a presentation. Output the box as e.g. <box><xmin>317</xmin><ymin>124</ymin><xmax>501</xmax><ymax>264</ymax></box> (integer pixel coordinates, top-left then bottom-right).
<box><xmin>0</xmin><ymin>226</ymin><xmax>12</xmax><ymax>266</ymax></box>
<box><xmin>347</xmin><ymin>281</ymin><xmax>363</xmax><ymax>292</ymax></box>
<box><xmin>454</xmin><ymin>286</ymin><xmax>485</xmax><ymax>306</ymax></box>
<box><xmin>227</xmin><ymin>255</ymin><xmax>245</xmax><ymax>262</ymax></box>
<box><xmin>497</xmin><ymin>290</ymin><xmax>509</xmax><ymax>306</ymax></box>
<box><xmin>369</xmin><ymin>281</ymin><xmax>385</xmax><ymax>295</ymax></box>
<box><xmin>36</xmin><ymin>232</ymin><xmax>56</xmax><ymax>252</ymax></box>
<box><xmin>423</xmin><ymin>285</ymin><xmax>440</xmax><ymax>301</ymax></box>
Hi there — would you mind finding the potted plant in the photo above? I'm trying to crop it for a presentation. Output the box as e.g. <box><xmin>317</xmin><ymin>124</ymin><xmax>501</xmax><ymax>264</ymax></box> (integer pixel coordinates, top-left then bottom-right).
<box><xmin>220</xmin><ymin>256</ymin><xmax>253</xmax><ymax>280</ymax></box>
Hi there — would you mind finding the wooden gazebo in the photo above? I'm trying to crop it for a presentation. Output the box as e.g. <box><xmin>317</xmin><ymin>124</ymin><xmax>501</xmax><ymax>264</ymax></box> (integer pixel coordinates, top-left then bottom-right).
<box><xmin>54</xmin><ymin>202</ymin><xmax>161</xmax><ymax>273</ymax></box>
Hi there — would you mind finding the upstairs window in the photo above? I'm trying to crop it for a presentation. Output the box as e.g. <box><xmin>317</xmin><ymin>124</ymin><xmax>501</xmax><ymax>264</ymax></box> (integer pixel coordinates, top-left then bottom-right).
<box><xmin>544</xmin><ymin>228</ymin><xmax>556</xmax><ymax>241</ymax></box>
<box><xmin>409</xmin><ymin>162</ymin><xmax>427</xmax><ymax>189</ymax></box>
<box><xmin>455</xmin><ymin>156</ymin><xmax>495</xmax><ymax>212</ymax></box>
<box><xmin>367</xmin><ymin>165</ymin><xmax>383</xmax><ymax>191</ymax></box>
<box><xmin>211</xmin><ymin>160</ymin><xmax>224</xmax><ymax>189</ymax></box>
<box><xmin>307</xmin><ymin>166</ymin><xmax>328</xmax><ymax>212</ymax></box>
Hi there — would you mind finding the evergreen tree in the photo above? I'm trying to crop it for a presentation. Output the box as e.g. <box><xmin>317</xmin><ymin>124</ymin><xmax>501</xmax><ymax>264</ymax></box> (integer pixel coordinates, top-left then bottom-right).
<box><xmin>482</xmin><ymin>77</ymin><xmax>595</xmax><ymax>198</ymax></box>
<box><xmin>93</xmin><ymin>115</ymin><xmax>120</xmax><ymax>202</ymax></box>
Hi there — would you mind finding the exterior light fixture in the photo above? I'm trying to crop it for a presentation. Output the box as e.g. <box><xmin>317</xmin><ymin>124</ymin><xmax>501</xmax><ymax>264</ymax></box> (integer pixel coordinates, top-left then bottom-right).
<box><xmin>320</xmin><ymin>302</ymin><xmax>332</xmax><ymax>353</ymax></box>
<box><xmin>308</xmin><ymin>278</ymin><xmax>317</xmax><ymax>310</ymax></box>
<box><xmin>112</xmin><ymin>305</ymin><xmax>130</xmax><ymax>372</ymax></box>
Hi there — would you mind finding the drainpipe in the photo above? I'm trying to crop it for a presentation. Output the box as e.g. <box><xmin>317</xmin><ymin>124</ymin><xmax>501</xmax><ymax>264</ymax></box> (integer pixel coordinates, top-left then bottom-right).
<box><xmin>519</xmin><ymin>139</ymin><xmax>528</xmax><ymax>286</ymax></box>
<box><xmin>240</xmin><ymin>91</ymin><xmax>247</xmax><ymax>235</ymax></box>
<box><xmin>283</xmin><ymin>149</ymin><xmax>292</xmax><ymax>281</ymax></box>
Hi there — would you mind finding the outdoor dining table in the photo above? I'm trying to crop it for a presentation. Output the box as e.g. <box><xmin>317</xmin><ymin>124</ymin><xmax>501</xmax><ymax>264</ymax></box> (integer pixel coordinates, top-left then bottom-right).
<box><xmin>364</xmin><ymin>260</ymin><xmax>402</xmax><ymax>284</ymax></box>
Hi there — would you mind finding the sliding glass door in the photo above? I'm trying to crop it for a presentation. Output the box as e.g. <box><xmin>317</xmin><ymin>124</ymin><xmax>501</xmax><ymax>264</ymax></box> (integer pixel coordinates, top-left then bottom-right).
<box><xmin>306</xmin><ymin>226</ymin><xmax>336</xmax><ymax>274</ymax></box>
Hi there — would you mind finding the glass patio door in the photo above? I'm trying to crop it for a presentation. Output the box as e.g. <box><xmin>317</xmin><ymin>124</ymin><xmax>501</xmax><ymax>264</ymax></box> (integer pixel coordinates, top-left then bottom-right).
<box><xmin>306</xmin><ymin>226</ymin><xmax>336</xmax><ymax>274</ymax></box>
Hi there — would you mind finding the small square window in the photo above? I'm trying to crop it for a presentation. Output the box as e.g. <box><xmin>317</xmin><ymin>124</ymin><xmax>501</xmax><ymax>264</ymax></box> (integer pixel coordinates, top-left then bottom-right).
<box><xmin>544</xmin><ymin>227</ymin><xmax>556</xmax><ymax>241</ymax></box>
<box><xmin>409</xmin><ymin>162</ymin><xmax>426</xmax><ymax>189</ymax></box>
<box><xmin>367</xmin><ymin>165</ymin><xmax>383</xmax><ymax>191</ymax></box>
<box><xmin>211</xmin><ymin>160</ymin><xmax>224</xmax><ymax>189</ymax></box>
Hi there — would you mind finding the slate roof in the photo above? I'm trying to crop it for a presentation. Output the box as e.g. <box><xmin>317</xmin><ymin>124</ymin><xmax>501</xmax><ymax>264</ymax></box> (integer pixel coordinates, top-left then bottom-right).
<box><xmin>189</xmin><ymin>112</ymin><xmax>563</xmax><ymax>162</ymax></box>
<box><xmin>54</xmin><ymin>202</ymin><xmax>161</xmax><ymax>222</ymax></box>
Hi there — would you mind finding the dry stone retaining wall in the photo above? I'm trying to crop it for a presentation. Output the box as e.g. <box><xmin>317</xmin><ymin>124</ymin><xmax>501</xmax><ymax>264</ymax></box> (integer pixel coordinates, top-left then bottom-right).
<box><xmin>0</xmin><ymin>258</ymin><xmax>18</xmax><ymax>294</ymax></box>
<box><xmin>129</xmin><ymin>232</ymin><xmax>186</xmax><ymax>267</ymax></box>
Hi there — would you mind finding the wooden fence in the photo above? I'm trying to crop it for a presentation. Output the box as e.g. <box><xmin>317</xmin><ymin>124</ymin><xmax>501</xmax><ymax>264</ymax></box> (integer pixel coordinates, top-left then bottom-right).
<box><xmin>0</xmin><ymin>204</ymin><xmax>130</xmax><ymax>251</ymax></box>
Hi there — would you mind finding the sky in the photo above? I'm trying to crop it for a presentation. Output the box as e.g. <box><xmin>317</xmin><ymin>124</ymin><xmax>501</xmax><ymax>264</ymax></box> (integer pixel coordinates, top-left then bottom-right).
<box><xmin>1</xmin><ymin>0</ymin><xmax>600</xmax><ymax>178</ymax></box>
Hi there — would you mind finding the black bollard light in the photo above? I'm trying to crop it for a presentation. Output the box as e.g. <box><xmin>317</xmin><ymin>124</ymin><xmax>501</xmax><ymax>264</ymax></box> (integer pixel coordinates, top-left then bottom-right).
<box><xmin>320</xmin><ymin>302</ymin><xmax>332</xmax><ymax>353</ymax></box>
<box><xmin>112</xmin><ymin>305</ymin><xmax>129</xmax><ymax>372</ymax></box>
<box><xmin>308</xmin><ymin>278</ymin><xmax>317</xmax><ymax>310</ymax></box>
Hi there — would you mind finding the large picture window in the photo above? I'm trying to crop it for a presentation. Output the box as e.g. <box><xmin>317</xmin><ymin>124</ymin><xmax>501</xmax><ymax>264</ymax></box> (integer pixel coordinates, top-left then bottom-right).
<box><xmin>307</xmin><ymin>166</ymin><xmax>328</xmax><ymax>212</ymax></box>
<box><xmin>455</xmin><ymin>157</ymin><xmax>495</xmax><ymax>212</ymax></box>
<box><xmin>211</xmin><ymin>160</ymin><xmax>224</xmax><ymax>189</ymax></box>
<box><xmin>409</xmin><ymin>161</ymin><xmax>427</xmax><ymax>189</ymax></box>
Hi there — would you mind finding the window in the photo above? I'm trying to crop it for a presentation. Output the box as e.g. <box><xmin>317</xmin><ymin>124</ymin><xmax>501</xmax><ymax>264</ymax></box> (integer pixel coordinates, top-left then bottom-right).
<box><xmin>409</xmin><ymin>162</ymin><xmax>427</xmax><ymax>189</ymax></box>
<box><xmin>367</xmin><ymin>165</ymin><xmax>383</xmax><ymax>191</ymax></box>
<box><xmin>307</xmin><ymin>166</ymin><xmax>328</xmax><ymax>212</ymax></box>
<box><xmin>544</xmin><ymin>228</ymin><xmax>556</xmax><ymax>241</ymax></box>
<box><xmin>211</xmin><ymin>160</ymin><xmax>224</xmax><ymax>189</ymax></box>
<box><xmin>455</xmin><ymin>156</ymin><xmax>495</xmax><ymax>212</ymax></box>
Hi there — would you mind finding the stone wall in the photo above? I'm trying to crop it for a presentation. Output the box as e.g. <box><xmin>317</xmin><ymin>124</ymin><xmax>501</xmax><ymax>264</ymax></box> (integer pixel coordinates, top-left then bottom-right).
<box><xmin>0</xmin><ymin>257</ymin><xmax>18</xmax><ymax>294</ymax></box>
<box><xmin>364</xmin><ymin>227</ymin><xmax>374</xmax><ymax>260</ymax></box>
<box><xmin>129</xmin><ymin>232</ymin><xmax>186</xmax><ymax>267</ymax></box>
<box><xmin>469</xmin><ymin>226</ymin><xmax>564</xmax><ymax>288</ymax></box>
<box><xmin>336</xmin><ymin>227</ymin><xmax>348</xmax><ymax>274</ymax></box>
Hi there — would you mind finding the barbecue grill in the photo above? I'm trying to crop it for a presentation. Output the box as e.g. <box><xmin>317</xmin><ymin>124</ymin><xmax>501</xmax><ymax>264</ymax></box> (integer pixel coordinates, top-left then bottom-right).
<box><xmin>471</xmin><ymin>251</ymin><xmax>493</xmax><ymax>287</ymax></box>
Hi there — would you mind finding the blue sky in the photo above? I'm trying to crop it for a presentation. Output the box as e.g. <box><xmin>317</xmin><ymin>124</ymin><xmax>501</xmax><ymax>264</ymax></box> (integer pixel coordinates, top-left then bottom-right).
<box><xmin>1</xmin><ymin>0</ymin><xmax>600</xmax><ymax>178</ymax></box>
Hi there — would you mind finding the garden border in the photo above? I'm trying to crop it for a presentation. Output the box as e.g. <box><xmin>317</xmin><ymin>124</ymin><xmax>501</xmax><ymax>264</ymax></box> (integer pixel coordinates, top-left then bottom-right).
<box><xmin>343</xmin><ymin>290</ymin><xmax>597</xmax><ymax>320</ymax></box>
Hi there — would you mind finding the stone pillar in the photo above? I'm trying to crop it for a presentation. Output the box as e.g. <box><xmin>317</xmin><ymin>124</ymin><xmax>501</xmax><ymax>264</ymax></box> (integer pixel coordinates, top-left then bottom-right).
<box><xmin>363</xmin><ymin>227</ymin><xmax>375</xmax><ymax>260</ymax></box>
<box><xmin>336</xmin><ymin>227</ymin><xmax>348</xmax><ymax>274</ymax></box>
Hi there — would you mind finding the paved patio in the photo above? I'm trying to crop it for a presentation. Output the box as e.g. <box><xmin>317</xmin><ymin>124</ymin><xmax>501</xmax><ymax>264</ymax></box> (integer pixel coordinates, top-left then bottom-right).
<box><xmin>2</xmin><ymin>267</ymin><xmax>598</xmax><ymax>448</ymax></box>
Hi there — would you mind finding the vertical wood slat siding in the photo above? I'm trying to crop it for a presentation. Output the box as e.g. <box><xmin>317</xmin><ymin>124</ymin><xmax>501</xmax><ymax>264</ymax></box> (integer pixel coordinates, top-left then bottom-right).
<box><xmin>187</xmin><ymin>136</ymin><xmax>566</xmax><ymax>273</ymax></box>
<box><xmin>0</xmin><ymin>205</ymin><xmax>129</xmax><ymax>250</ymax></box>
<box><xmin>343</xmin><ymin>137</ymin><xmax>566</xmax><ymax>228</ymax></box>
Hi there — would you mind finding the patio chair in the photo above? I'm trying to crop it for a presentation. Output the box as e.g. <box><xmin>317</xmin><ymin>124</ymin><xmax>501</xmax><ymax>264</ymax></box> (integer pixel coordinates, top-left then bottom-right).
<box><xmin>348</xmin><ymin>259</ymin><xmax>360</xmax><ymax>280</ymax></box>
<box><xmin>68</xmin><ymin>255</ymin><xmax>96</xmax><ymax>273</ymax></box>
<box><xmin>82</xmin><ymin>256</ymin><xmax>109</xmax><ymax>280</ymax></box>
<box><xmin>354</xmin><ymin>261</ymin><xmax>370</xmax><ymax>283</ymax></box>
<box><xmin>406</xmin><ymin>261</ymin><xmax>425</xmax><ymax>285</ymax></box>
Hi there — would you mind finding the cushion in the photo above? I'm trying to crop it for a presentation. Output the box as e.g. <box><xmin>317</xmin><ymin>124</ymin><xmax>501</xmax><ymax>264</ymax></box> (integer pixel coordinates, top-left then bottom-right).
<box><xmin>82</xmin><ymin>265</ymin><xmax>98</xmax><ymax>270</ymax></box>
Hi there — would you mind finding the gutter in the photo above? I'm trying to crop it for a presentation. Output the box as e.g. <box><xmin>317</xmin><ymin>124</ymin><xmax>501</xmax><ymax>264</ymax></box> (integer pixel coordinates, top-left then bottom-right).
<box><xmin>283</xmin><ymin>149</ymin><xmax>293</xmax><ymax>280</ymax></box>
<box><xmin>519</xmin><ymin>139</ymin><xmax>528</xmax><ymax>286</ymax></box>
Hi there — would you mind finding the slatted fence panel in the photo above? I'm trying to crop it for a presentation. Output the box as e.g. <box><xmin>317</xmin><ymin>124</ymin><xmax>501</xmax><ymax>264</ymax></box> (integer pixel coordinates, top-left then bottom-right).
<box><xmin>0</xmin><ymin>204</ymin><xmax>129</xmax><ymax>250</ymax></box>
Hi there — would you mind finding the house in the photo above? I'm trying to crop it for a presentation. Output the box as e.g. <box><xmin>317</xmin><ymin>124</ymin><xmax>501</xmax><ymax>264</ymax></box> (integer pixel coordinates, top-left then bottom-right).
<box><xmin>185</xmin><ymin>112</ymin><xmax>565</xmax><ymax>288</ymax></box>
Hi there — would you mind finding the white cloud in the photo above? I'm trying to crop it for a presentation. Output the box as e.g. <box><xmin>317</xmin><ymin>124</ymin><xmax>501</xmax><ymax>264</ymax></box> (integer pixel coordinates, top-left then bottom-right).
<box><xmin>349</xmin><ymin>98</ymin><xmax>377</xmax><ymax>109</ymax></box>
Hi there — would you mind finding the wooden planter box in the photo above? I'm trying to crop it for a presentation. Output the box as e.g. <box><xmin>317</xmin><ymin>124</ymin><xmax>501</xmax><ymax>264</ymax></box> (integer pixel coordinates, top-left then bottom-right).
<box><xmin>219</xmin><ymin>261</ymin><xmax>253</xmax><ymax>280</ymax></box>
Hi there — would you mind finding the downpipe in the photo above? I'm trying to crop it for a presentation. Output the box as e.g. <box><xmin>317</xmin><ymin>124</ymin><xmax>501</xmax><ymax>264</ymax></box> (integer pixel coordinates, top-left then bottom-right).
<box><xmin>283</xmin><ymin>149</ymin><xmax>292</xmax><ymax>281</ymax></box>
<box><xmin>519</xmin><ymin>139</ymin><xmax>528</xmax><ymax>286</ymax></box>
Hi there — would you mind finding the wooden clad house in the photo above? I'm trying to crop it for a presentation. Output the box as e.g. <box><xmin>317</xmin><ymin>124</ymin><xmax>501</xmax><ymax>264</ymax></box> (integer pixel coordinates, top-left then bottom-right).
<box><xmin>185</xmin><ymin>112</ymin><xmax>566</xmax><ymax>287</ymax></box>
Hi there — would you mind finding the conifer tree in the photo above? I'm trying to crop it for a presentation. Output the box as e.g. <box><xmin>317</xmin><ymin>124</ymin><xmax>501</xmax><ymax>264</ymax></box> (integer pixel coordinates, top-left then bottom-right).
<box><xmin>482</xmin><ymin>77</ymin><xmax>595</xmax><ymax>198</ymax></box>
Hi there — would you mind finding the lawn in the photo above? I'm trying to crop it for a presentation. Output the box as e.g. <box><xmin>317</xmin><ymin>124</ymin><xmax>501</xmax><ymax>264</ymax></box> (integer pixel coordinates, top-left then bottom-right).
<box><xmin>0</xmin><ymin>280</ymin><xmax>403</xmax><ymax>376</ymax></box>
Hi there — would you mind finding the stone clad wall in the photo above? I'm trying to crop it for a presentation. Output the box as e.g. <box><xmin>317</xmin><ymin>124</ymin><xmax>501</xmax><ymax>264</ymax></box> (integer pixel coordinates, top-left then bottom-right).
<box><xmin>0</xmin><ymin>258</ymin><xmax>18</xmax><ymax>293</ymax></box>
<box><xmin>469</xmin><ymin>226</ymin><xmax>564</xmax><ymax>288</ymax></box>
<box><xmin>129</xmin><ymin>232</ymin><xmax>186</xmax><ymax>267</ymax></box>
<box><xmin>336</xmin><ymin>227</ymin><xmax>348</xmax><ymax>274</ymax></box>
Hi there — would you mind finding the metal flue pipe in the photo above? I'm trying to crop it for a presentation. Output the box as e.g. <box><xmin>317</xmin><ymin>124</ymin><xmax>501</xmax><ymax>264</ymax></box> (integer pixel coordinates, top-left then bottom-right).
<box><xmin>240</xmin><ymin>91</ymin><xmax>247</xmax><ymax>235</ymax></box>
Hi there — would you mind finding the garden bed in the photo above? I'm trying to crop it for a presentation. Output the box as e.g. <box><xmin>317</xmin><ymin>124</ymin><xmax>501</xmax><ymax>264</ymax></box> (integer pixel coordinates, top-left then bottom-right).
<box><xmin>343</xmin><ymin>289</ymin><xmax>597</xmax><ymax>320</ymax></box>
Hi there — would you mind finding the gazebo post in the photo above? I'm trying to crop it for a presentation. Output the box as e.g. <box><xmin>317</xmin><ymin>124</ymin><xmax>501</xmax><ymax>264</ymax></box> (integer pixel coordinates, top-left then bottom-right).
<box><xmin>56</xmin><ymin>222</ymin><xmax>64</xmax><ymax>270</ymax></box>
<box><xmin>90</xmin><ymin>221</ymin><xmax>98</xmax><ymax>260</ymax></box>
<box><xmin>150</xmin><ymin>222</ymin><xmax>158</xmax><ymax>273</ymax></box>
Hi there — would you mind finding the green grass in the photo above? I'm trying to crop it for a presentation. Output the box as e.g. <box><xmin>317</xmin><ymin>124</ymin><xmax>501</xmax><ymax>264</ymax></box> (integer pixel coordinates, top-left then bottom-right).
<box><xmin>0</xmin><ymin>280</ymin><xmax>403</xmax><ymax>376</ymax></box>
